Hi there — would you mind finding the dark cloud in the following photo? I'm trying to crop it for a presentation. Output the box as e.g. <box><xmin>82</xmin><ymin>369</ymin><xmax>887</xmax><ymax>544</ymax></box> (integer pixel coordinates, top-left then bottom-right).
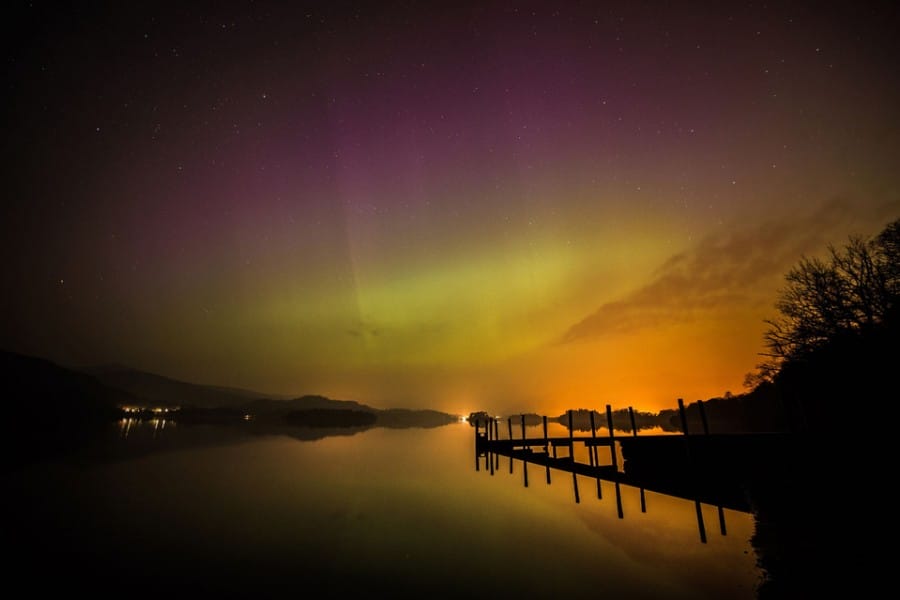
<box><xmin>559</xmin><ymin>199</ymin><xmax>900</xmax><ymax>343</ymax></box>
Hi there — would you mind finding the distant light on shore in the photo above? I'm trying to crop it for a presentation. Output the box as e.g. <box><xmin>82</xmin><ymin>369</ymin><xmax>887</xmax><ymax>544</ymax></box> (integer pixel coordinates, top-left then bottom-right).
<box><xmin>120</xmin><ymin>405</ymin><xmax>179</xmax><ymax>414</ymax></box>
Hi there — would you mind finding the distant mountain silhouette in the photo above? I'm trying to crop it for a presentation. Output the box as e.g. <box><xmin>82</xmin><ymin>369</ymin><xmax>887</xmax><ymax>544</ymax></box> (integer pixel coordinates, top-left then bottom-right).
<box><xmin>2</xmin><ymin>350</ymin><xmax>133</xmax><ymax>421</ymax></box>
<box><xmin>3</xmin><ymin>350</ymin><xmax>461</xmax><ymax>463</ymax></box>
<box><xmin>83</xmin><ymin>365</ymin><xmax>289</xmax><ymax>409</ymax></box>
<box><xmin>5</xmin><ymin>351</ymin><xmax>458</xmax><ymax>426</ymax></box>
<box><xmin>2</xmin><ymin>350</ymin><xmax>136</xmax><ymax>464</ymax></box>
<box><xmin>244</xmin><ymin>394</ymin><xmax>377</xmax><ymax>414</ymax></box>
<box><xmin>85</xmin><ymin>369</ymin><xmax>460</xmax><ymax>428</ymax></box>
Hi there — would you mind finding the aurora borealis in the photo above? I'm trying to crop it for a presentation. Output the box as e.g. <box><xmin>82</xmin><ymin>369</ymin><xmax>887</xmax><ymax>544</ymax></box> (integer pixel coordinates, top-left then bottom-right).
<box><xmin>3</xmin><ymin>1</ymin><xmax>899</xmax><ymax>415</ymax></box>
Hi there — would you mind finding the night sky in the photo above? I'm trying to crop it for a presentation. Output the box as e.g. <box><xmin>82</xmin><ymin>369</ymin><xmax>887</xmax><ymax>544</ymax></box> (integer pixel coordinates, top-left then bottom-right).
<box><xmin>3</xmin><ymin>1</ymin><xmax>899</xmax><ymax>415</ymax></box>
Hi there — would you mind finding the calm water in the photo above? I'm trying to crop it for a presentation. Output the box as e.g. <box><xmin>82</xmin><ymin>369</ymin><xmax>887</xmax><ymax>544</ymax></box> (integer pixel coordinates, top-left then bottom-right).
<box><xmin>8</xmin><ymin>420</ymin><xmax>761</xmax><ymax>598</ymax></box>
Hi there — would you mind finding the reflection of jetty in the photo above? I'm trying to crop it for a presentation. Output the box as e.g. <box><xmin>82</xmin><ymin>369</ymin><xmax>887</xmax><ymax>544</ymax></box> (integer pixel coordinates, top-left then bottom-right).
<box><xmin>475</xmin><ymin>401</ymin><xmax>794</xmax><ymax>542</ymax></box>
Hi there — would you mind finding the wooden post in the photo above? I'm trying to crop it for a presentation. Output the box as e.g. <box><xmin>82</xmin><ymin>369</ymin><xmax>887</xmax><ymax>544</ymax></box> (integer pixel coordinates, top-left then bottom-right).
<box><xmin>521</xmin><ymin>414</ymin><xmax>528</xmax><ymax>488</ymax></box>
<box><xmin>589</xmin><ymin>410</ymin><xmax>601</xmax><ymax>498</ymax></box>
<box><xmin>606</xmin><ymin>404</ymin><xmax>623</xmax><ymax>519</ymax></box>
<box><xmin>552</xmin><ymin>415</ymin><xmax>559</xmax><ymax>459</ymax></box>
<box><xmin>488</xmin><ymin>419</ymin><xmax>495</xmax><ymax>475</ymax></box>
<box><xmin>629</xmin><ymin>406</ymin><xmax>645</xmax><ymax>511</ymax></box>
<box><xmin>572</xmin><ymin>471</ymin><xmax>580</xmax><ymax>504</ymax></box>
<box><xmin>543</xmin><ymin>415</ymin><xmax>551</xmax><ymax>485</ymax></box>
<box><xmin>698</xmin><ymin>399</ymin><xmax>710</xmax><ymax>435</ymax></box>
<box><xmin>568</xmin><ymin>410</ymin><xmax>574</xmax><ymax>461</ymax></box>
<box><xmin>606</xmin><ymin>405</ymin><xmax>618</xmax><ymax>471</ymax></box>
<box><xmin>474</xmin><ymin>419</ymin><xmax>480</xmax><ymax>472</ymax></box>
<box><xmin>678</xmin><ymin>398</ymin><xmax>689</xmax><ymax>436</ymax></box>
<box><xmin>677</xmin><ymin>398</ymin><xmax>706</xmax><ymax>542</ymax></box>
<box><xmin>606</xmin><ymin>404</ymin><xmax>621</xmax><ymax>515</ymax></box>
<box><xmin>614</xmin><ymin>481</ymin><xmax>624</xmax><ymax>519</ymax></box>
<box><xmin>508</xmin><ymin>417</ymin><xmax>514</xmax><ymax>474</ymax></box>
<box><xmin>588</xmin><ymin>411</ymin><xmax>597</xmax><ymax>467</ymax></box>
<box><xmin>695</xmin><ymin>500</ymin><xmax>707</xmax><ymax>543</ymax></box>
<box><xmin>697</xmin><ymin>401</ymin><xmax>723</xmax><ymax>531</ymax></box>
<box><xmin>484</xmin><ymin>421</ymin><xmax>494</xmax><ymax>470</ymax></box>
<box><xmin>493</xmin><ymin>419</ymin><xmax>500</xmax><ymax>471</ymax></box>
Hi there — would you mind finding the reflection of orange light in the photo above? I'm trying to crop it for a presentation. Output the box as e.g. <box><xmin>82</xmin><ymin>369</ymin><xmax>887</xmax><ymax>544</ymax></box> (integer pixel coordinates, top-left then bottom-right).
<box><xmin>118</xmin><ymin>417</ymin><xmax>135</xmax><ymax>438</ymax></box>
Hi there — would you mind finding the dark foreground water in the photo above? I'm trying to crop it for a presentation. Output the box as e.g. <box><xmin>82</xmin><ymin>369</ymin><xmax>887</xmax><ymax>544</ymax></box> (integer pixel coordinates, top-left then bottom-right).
<box><xmin>8</xmin><ymin>420</ymin><xmax>761</xmax><ymax>599</ymax></box>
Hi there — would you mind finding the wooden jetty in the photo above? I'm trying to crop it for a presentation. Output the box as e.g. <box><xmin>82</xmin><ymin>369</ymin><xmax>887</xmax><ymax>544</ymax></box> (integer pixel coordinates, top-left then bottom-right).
<box><xmin>474</xmin><ymin>401</ymin><xmax>794</xmax><ymax>542</ymax></box>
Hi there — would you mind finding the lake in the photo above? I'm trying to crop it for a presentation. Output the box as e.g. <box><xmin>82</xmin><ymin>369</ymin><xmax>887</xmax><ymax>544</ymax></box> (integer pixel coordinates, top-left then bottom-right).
<box><xmin>8</xmin><ymin>419</ymin><xmax>762</xmax><ymax>598</ymax></box>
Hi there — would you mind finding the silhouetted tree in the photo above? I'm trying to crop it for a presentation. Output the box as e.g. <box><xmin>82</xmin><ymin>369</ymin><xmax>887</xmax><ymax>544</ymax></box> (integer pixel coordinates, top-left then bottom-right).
<box><xmin>754</xmin><ymin>218</ymin><xmax>900</xmax><ymax>375</ymax></box>
<box><xmin>743</xmin><ymin>217</ymin><xmax>899</xmax><ymax>432</ymax></box>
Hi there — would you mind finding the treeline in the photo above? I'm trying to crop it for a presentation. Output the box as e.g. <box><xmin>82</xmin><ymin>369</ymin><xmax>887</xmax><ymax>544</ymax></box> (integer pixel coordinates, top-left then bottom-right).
<box><xmin>467</xmin><ymin>408</ymin><xmax>666</xmax><ymax>433</ymax></box>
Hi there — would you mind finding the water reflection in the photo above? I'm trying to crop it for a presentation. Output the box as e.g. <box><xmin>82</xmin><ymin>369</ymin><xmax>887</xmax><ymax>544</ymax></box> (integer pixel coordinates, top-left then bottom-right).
<box><xmin>117</xmin><ymin>416</ymin><xmax>174</xmax><ymax>439</ymax></box>
<box><xmin>473</xmin><ymin>417</ymin><xmax>856</xmax><ymax>598</ymax></box>
<box><xmin>9</xmin><ymin>422</ymin><xmax>764</xmax><ymax>598</ymax></box>
<box><xmin>476</xmin><ymin>434</ymin><xmax>732</xmax><ymax>544</ymax></box>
